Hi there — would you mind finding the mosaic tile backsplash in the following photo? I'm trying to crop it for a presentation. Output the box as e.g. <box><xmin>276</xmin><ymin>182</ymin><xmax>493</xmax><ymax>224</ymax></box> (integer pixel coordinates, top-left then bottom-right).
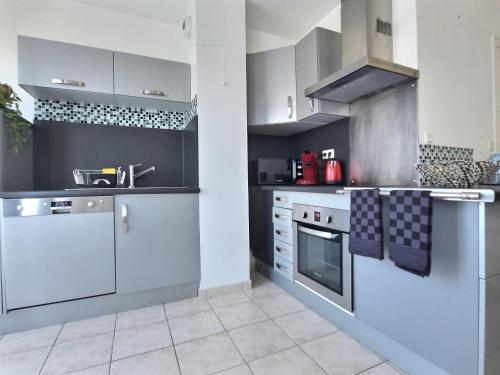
<box><xmin>34</xmin><ymin>96</ymin><xmax>198</xmax><ymax>130</ymax></box>
<box><xmin>418</xmin><ymin>144</ymin><xmax>474</xmax><ymax>185</ymax></box>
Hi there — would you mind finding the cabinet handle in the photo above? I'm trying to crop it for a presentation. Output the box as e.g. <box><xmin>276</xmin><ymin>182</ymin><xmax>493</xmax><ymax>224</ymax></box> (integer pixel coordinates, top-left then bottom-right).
<box><xmin>309</xmin><ymin>97</ymin><xmax>315</xmax><ymax>112</ymax></box>
<box><xmin>287</xmin><ymin>96</ymin><xmax>293</xmax><ymax>119</ymax></box>
<box><xmin>276</xmin><ymin>262</ymin><xmax>289</xmax><ymax>273</ymax></box>
<box><xmin>274</xmin><ymin>214</ymin><xmax>288</xmax><ymax>220</ymax></box>
<box><xmin>121</xmin><ymin>204</ymin><xmax>128</xmax><ymax>233</ymax></box>
<box><xmin>141</xmin><ymin>89</ymin><xmax>167</xmax><ymax>97</ymax></box>
<box><xmin>51</xmin><ymin>78</ymin><xmax>85</xmax><ymax>87</ymax></box>
<box><xmin>276</xmin><ymin>229</ymin><xmax>288</xmax><ymax>237</ymax></box>
<box><xmin>276</xmin><ymin>246</ymin><xmax>289</xmax><ymax>255</ymax></box>
<box><xmin>275</xmin><ymin>196</ymin><xmax>288</xmax><ymax>203</ymax></box>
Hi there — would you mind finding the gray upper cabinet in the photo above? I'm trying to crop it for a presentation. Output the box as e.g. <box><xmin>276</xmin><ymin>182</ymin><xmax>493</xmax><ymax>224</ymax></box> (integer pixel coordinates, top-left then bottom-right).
<box><xmin>247</xmin><ymin>46</ymin><xmax>297</xmax><ymax>126</ymax></box>
<box><xmin>114</xmin><ymin>194</ymin><xmax>200</xmax><ymax>295</ymax></box>
<box><xmin>18</xmin><ymin>36</ymin><xmax>114</xmax><ymax>101</ymax></box>
<box><xmin>114</xmin><ymin>52</ymin><xmax>191</xmax><ymax>110</ymax></box>
<box><xmin>296</xmin><ymin>28</ymin><xmax>350</xmax><ymax>124</ymax></box>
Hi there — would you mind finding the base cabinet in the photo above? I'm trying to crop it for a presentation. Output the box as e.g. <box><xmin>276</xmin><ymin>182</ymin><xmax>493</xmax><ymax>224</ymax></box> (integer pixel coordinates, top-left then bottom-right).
<box><xmin>115</xmin><ymin>194</ymin><xmax>200</xmax><ymax>294</ymax></box>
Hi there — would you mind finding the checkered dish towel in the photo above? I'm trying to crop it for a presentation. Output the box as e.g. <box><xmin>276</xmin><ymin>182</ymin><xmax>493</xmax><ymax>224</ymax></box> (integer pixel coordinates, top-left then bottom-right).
<box><xmin>389</xmin><ymin>190</ymin><xmax>433</xmax><ymax>277</ymax></box>
<box><xmin>349</xmin><ymin>189</ymin><xmax>383</xmax><ymax>260</ymax></box>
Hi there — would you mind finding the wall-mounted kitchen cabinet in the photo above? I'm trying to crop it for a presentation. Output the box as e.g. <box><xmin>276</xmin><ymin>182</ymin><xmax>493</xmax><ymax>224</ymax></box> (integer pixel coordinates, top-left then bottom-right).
<box><xmin>18</xmin><ymin>36</ymin><xmax>115</xmax><ymax>105</ymax></box>
<box><xmin>114</xmin><ymin>52</ymin><xmax>191</xmax><ymax>112</ymax></box>
<box><xmin>247</xmin><ymin>46</ymin><xmax>297</xmax><ymax>126</ymax></box>
<box><xmin>295</xmin><ymin>28</ymin><xmax>350</xmax><ymax>123</ymax></box>
<box><xmin>17</xmin><ymin>36</ymin><xmax>191</xmax><ymax>111</ymax></box>
<box><xmin>247</xmin><ymin>28</ymin><xmax>350</xmax><ymax>136</ymax></box>
<box><xmin>114</xmin><ymin>194</ymin><xmax>200</xmax><ymax>295</ymax></box>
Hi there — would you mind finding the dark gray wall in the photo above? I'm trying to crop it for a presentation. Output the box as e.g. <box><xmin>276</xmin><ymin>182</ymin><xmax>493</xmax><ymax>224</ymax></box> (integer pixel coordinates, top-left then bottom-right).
<box><xmin>349</xmin><ymin>83</ymin><xmax>418</xmax><ymax>186</ymax></box>
<box><xmin>33</xmin><ymin>121</ymin><xmax>194</xmax><ymax>190</ymax></box>
<box><xmin>0</xmin><ymin>110</ymin><xmax>34</xmax><ymax>191</ymax></box>
<box><xmin>248</xmin><ymin>119</ymin><xmax>351</xmax><ymax>185</ymax></box>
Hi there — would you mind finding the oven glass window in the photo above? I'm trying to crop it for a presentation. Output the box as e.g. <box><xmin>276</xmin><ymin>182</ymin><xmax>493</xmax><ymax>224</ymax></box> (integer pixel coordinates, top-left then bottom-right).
<box><xmin>297</xmin><ymin>225</ymin><xmax>343</xmax><ymax>295</ymax></box>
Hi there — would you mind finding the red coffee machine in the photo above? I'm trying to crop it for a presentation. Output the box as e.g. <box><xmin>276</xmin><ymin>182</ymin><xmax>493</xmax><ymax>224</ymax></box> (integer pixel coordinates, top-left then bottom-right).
<box><xmin>322</xmin><ymin>148</ymin><xmax>342</xmax><ymax>185</ymax></box>
<box><xmin>296</xmin><ymin>150</ymin><xmax>319</xmax><ymax>185</ymax></box>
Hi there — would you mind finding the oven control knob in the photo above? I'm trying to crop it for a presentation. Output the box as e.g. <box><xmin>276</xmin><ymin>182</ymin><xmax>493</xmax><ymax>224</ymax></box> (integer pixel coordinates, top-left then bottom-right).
<box><xmin>326</xmin><ymin>216</ymin><xmax>332</xmax><ymax>224</ymax></box>
<box><xmin>303</xmin><ymin>212</ymin><xmax>308</xmax><ymax>219</ymax></box>
<box><xmin>87</xmin><ymin>201</ymin><xmax>95</xmax><ymax>208</ymax></box>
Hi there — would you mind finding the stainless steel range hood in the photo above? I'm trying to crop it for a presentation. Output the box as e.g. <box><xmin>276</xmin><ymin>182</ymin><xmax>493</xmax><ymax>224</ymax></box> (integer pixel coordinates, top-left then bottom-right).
<box><xmin>305</xmin><ymin>0</ymin><xmax>419</xmax><ymax>103</ymax></box>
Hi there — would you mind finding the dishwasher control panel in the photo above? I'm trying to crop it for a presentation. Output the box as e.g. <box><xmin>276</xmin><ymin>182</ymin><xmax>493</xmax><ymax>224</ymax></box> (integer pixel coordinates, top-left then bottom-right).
<box><xmin>3</xmin><ymin>196</ymin><xmax>114</xmax><ymax>217</ymax></box>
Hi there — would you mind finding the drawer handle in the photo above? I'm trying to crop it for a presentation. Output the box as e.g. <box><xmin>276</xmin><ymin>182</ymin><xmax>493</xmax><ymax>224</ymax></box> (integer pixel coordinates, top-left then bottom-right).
<box><xmin>121</xmin><ymin>203</ymin><xmax>128</xmax><ymax>233</ymax></box>
<box><xmin>274</xmin><ymin>214</ymin><xmax>288</xmax><ymax>220</ymax></box>
<box><xmin>276</xmin><ymin>230</ymin><xmax>288</xmax><ymax>237</ymax></box>
<box><xmin>275</xmin><ymin>196</ymin><xmax>288</xmax><ymax>203</ymax></box>
<box><xmin>276</xmin><ymin>246</ymin><xmax>289</xmax><ymax>255</ymax></box>
<box><xmin>276</xmin><ymin>262</ymin><xmax>289</xmax><ymax>273</ymax></box>
<box><xmin>52</xmin><ymin>78</ymin><xmax>85</xmax><ymax>87</ymax></box>
<box><xmin>141</xmin><ymin>89</ymin><xmax>167</xmax><ymax>97</ymax></box>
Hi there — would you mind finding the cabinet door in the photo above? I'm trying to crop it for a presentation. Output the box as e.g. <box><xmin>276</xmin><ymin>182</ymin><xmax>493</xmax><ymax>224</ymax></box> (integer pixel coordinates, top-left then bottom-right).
<box><xmin>114</xmin><ymin>52</ymin><xmax>191</xmax><ymax>103</ymax></box>
<box><xmin>18</xmin><ymin>36</ymin><xmax>113</xmax><ymax>94</ymax></box>
<box><xmin>115</xmin><ymin>194</ymin><xmax>200</xmax><ymax>294</ymax></box>
<box><xmin>247</xmin><ymin>46</ymin><xmax>296</xmax><ymax>125</ymax></box>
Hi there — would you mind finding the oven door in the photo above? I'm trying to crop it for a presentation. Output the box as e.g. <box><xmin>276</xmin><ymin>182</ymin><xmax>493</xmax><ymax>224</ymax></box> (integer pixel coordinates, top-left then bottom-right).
<box><xmin>293</xmin><ymin>222</ymin><xmax>352</xmax><ymax>312</ymax></box>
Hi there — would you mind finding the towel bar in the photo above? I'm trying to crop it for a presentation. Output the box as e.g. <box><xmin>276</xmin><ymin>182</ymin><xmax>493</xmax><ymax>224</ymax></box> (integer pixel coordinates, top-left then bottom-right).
<box><xmin>335</xmin><ymin>189</ymin><xmax>483</xmax><ymax>202</ymax></box>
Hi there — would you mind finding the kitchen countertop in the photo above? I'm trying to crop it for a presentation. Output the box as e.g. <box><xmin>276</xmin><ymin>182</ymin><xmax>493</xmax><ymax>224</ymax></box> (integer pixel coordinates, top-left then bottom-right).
<box><xmin>0</xmin><ymin>187</ymin><xmax>201</xmax><ymax>199</ymax></box>
<box><xmin>252</xmin><ymin>184</ymin><xmax>500</xmax><ymax>202</ymax></box>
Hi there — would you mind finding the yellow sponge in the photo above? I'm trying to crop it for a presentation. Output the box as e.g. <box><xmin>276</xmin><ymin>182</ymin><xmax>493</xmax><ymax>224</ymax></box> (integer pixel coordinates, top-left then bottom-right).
<box><xmin>102</xmin><ymin>168</ymin><xmax>116</xmax><ymax>174</ymax></box>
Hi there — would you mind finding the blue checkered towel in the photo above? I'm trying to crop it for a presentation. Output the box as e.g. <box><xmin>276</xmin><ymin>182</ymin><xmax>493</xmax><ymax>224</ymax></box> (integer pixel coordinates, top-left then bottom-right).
<box><xmin>349</xmin><ymin>189</ymin><xmax>383</xmax><ymax>260</ymax></box>
<box><xmin>388</xmin><ymin>190</ymin><xmax>433</xmax><ymax>277</ymax></box>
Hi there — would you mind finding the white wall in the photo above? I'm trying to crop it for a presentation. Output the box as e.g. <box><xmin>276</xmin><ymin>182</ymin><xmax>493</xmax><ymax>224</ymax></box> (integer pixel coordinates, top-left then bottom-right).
<box><xmin>0</xmin><ymin>0</ymin><xmax>190</xmax><ymax>122</ymax></box>
<box><xmin>246</xmin><ymin>29</ymin><xmax>294</xmax><ymax>54</ymax></box>
<box><xmin>194</xmin><ymin>0</ymin><xmax>250</xmax><ymax>290</ymax></box>
<box><xmin>417</xmin><ymin>0</ymin><xmax>500</xmax><ymax>160</ymax></box>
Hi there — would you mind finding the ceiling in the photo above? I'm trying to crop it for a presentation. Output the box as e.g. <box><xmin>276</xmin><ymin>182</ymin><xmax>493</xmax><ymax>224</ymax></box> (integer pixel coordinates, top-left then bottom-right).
<box><xmin>246</xmin><ymin>0</ymin><xmax>340</xmax><ymax>40</ymax></box>
<box><xmin>65</xmin><ymin>0</ymin><xmax>340</xmax><ymax>40</ymax></box>
<box><xmin>66</xmin><ymin>0</ymin><xmax>190</xmax><ymax>26</ymax></box>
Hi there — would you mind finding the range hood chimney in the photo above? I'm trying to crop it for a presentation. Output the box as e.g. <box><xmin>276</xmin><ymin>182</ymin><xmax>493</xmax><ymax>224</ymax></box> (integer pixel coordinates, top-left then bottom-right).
<box><xmin>305</xmin><ymin>0</ymin><xmax>418</xmax><ymax>103</ymax></box>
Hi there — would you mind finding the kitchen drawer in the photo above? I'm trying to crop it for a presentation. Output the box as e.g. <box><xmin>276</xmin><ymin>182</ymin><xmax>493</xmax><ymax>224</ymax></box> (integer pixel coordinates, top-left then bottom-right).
<box><xmin>274</xmin><ymin>256</ymin><xmax>293</xmax><ymax>280</ymax></box>
<box><xmin>272</xmin><ymin>206</ymin><xmax>292</xmax><ymax>227</ymax></box>
<box><xmin>274</xmin><ymin>223</ymin><xmax>293</xmax><ymax>245</ymax></box>
<box><xmin>273</xmin><ymin>191</ymin><xmax>292</xmax><ymax>209</ymax></box>
<box><xmin>274</xmin><ymin>239</ymin><xmax>293</xmax><ymax>263</ymax></box>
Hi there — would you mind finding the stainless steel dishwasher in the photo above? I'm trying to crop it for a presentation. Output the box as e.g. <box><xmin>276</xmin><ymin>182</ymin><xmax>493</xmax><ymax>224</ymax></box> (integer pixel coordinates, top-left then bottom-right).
<box><xmin>0</xmin><ymin>196</ymin><xmax>115</xmax><ymax>311</ymax></box>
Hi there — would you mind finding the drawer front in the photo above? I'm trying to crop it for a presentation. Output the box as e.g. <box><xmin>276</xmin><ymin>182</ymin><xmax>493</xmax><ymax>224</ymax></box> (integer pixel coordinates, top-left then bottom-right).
<box><xmin>274</xmin><ymin>256</ymin><xmax>293</xmax><ymax>280</ymax></box>
<box><xmin>272</xmin><ymin>207</ymin><xmax>292</xmax><ymax>227</ymax></box>
<box><xmin>274</xmin><ymin>223</ymin><xmax>293</xmax><ymax>245</ymax></box>
<box><xmin>274</xmin><ymin>239</ymin><xmax>293</xmax><ymax>263</ymax></box>
<box><xmin>273</xmin><ymin>191</ymin><xmax>292</xmax><ymax>209</ymax></box>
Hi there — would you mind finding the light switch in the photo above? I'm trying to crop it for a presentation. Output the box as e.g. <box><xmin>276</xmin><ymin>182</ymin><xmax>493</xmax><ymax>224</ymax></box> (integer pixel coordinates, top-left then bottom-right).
<box><xmin>423</xmin><ymin>131</ymin><xmax>433</xmax><ymax>145</ymax></box>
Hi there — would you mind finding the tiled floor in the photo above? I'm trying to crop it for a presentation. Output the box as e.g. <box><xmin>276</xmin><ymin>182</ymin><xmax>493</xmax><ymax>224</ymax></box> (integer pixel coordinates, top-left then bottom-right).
<box><xmin>0</xmin><ymin>272</ymin><xmax>405</xmax><ymax>375</ymax></box>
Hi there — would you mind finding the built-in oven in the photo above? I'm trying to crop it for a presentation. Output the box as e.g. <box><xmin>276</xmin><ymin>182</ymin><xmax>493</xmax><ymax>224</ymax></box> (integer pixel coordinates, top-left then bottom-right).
<box><xmin>293</xmin><ymin>204</ymin><xmax>352</xmax><ymax>312</ymax></box>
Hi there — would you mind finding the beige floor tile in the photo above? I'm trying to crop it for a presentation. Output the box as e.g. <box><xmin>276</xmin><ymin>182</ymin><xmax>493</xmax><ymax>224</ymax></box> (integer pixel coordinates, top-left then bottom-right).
<box><xmin>116</xmin><ymin>305</ymin><xmax>165</xmax><ymax>331</ymax></box>
<box><xmin>112</xmin><ymin>321</ymin><xmax>172</xmax><ymax>360</ymax></box>
<box><xmin>0</xmin><ymin>325</ymin><xmax>61</xmax><ymax>355</ymax></box>
<box><xmin>253</xmin><ymin>293</ymin><xmax>306</xmax><ymax>318</ymax></box>
<box><xmin>245</xmin><ymin>279</ymin><xmax>285</xmax><ymax>300</ymax></box>
<box><xmin>58</xmin><ymin>314</ymin><xmax>116</xmax><ymax>344</ymax></box>
<box><xmin>228</xmin><ymin>320</ymin><xmax>294</xmax><ymax>361</ymax></box>
<box><xmin>301</xmin><ymin>332</ymin><xmax>384</xmax><ymax>375</ymax></box>
<box><xmin>208</xmin><ymin>292</ymin><xmax>250</xmax><ymax>308</ymax></box>
<box><xmin>41</xmin><ymin>333</ymin><xmax>113</xmax><ymax>375</ymax></box>
<box><xmin>169</xmin><ymin>309</ymin><xmax>224</xmax><ymax>344</ymax></box>
<box><xmin>214</xmin><ymin>364</ymin><xmax>253</xmax><ymax>375</ymax></box>
<box><xmin>164</xmin><ymin>297</ymin><xmax>211</xmax><ymax>320</ymax></box>
<box><xmin>249</xmin><ymin>346</ymin><xmax>326</xmax><ymax>375</ymax></box>
<box><xmin>360</xmin><ymin>362</ymin><xmax>404</xmax><ymax>375</ymax></box>
<box><xmin>274</xmin><ymin>309</ymin><xmax>338</xmax><ymax>344</ymax></box>
<box><xmin>0</xmin><ymin>347</ymin><xmax>51</xmax><ymax>375</ymax></box>
<box><xmin>175</xmin><ymin>332</ymin><xmax>243</xmax><ymax>375</ymax></box>
<box><xmin>213</xmin><ymin>301</ymin><xmax>268</xmax><ymax>330</ymax></box>
<box><xmin>110</xmin><ymin>347</ymin><xmax>180</xmax><ymax>375</ymax></box>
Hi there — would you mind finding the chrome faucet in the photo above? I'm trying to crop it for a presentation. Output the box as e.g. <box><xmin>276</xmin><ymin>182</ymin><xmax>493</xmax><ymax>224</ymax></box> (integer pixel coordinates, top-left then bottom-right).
<box><xmin>129</xmin><ymin>164</ymin><xmax>156</xmax><ymax>188</ymax></box>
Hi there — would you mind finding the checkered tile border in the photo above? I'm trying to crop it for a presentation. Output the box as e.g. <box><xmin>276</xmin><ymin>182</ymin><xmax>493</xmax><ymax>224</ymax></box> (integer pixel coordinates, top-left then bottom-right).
<box><xmin>34</xmin><ymin>96</ymin><xmax>198</xmax><ymax>130</ymax></box>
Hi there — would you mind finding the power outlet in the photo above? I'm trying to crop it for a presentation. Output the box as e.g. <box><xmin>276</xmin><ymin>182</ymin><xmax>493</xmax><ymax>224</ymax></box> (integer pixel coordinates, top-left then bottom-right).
<box><xmin>423</xmin><ymin>131</ymin><xmax>433</xmax><ymax>145</ymax></box>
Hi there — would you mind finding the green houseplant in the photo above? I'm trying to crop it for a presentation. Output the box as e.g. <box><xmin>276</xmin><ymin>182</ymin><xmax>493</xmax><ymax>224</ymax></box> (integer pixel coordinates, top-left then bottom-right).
<box><xmin>0</xmin><ymin>83</ymin><xmax>31</xmax><ymax>153</ymax></box>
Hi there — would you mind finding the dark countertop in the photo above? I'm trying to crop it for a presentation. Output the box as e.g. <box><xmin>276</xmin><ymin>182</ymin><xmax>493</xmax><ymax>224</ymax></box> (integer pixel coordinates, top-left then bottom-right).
<box><xmin>251</xmin><ymin>185</ymin><xmax>345</xmax><ymax>194</ymax></box>
<box><xmin>0</xmin><ymin>187</ymin><xmax>200</xmax><ymax>199</ymax></box>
